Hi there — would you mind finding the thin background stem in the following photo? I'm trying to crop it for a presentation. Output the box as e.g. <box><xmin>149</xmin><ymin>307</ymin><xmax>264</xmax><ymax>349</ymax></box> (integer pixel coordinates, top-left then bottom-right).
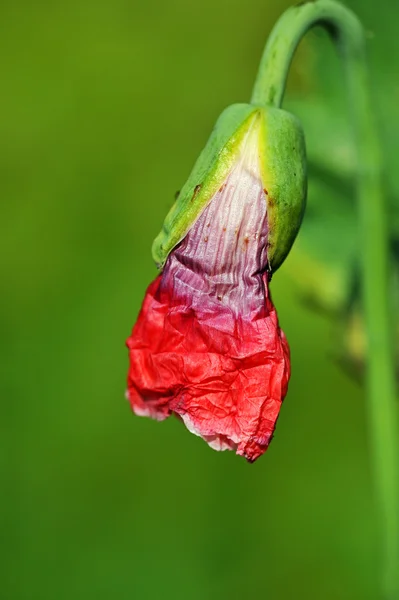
<box><xmin>251</xmin><ymin>1</ymin><xmax>399</xmax><ymax>597</ymax></box>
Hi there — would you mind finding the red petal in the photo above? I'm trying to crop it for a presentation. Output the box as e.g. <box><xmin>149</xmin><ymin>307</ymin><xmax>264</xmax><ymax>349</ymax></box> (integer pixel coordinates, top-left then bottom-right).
<box><xmin>126</xmin><ymin>274</ymin><xmax>290</xmax><ymax>462</ymax></box>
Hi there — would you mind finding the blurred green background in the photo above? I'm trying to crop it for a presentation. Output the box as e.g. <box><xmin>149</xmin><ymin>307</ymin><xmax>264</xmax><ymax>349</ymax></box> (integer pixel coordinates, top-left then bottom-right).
<box><xmin>2</xmin><ymin>0</ymin><xmax>398</xmax><ymax>598</ymax></box>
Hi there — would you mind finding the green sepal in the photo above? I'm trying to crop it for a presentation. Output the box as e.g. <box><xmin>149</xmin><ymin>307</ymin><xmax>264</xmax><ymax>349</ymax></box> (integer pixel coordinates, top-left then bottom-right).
<box><xmin>152</xmin><ymin>104</ymin><xmax>307</xmax><ymax>273</ymax></box>
<box><xmin>152</xmin><ymin>103</ymin><xmax>258</xmax><ymax>268</ymax></box>
<box><xmin>260</xmin><ymin>107</ymin><xmax>307</xmax><ymax>271</ymax></box>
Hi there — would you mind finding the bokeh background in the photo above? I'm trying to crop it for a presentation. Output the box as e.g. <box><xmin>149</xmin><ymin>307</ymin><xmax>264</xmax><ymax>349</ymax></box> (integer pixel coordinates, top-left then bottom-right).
<box><xmin>2</xmin><ymin>1</ymin><xmax>399</xmax><ymax>598</ymax></box>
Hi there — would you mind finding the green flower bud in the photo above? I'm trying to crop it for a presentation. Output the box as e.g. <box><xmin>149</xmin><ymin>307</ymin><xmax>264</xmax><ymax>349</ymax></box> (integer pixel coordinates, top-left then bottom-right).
<box><xmin>152</xmin><ymin>103</ymin><xmax>307</xmax><ymax>272</ymax></box>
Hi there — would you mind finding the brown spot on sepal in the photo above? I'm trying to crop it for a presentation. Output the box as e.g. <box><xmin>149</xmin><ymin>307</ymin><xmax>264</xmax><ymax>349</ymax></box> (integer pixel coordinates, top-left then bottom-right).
<box><xmin>191</xmin><ymin>184</ymin><xmax>202</xmax><ymax>202</ymax></box>
<box><xmin>266</xmin><ymin>192</ymin><xmax>275</xmax><ymax>207</ymax></box>
<box><xmin>219</xmin><ymin>183</ymin><xmax>227</xmax><ymax>193</ymax></box>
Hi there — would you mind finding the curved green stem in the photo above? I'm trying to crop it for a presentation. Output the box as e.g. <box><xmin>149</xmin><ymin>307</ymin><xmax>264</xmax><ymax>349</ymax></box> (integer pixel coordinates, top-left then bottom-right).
<box><xmin>252</xmin><ymin>1</ymin><xmax>399</xmax><ymax>597</ymax></box>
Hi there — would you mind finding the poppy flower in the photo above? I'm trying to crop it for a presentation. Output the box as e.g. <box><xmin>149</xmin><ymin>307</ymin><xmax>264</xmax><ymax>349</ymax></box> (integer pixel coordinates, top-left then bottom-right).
<box><xmin>126</xmin><ymin>104</ymin><xmax>306</xmax><ymax>462</ymax></box>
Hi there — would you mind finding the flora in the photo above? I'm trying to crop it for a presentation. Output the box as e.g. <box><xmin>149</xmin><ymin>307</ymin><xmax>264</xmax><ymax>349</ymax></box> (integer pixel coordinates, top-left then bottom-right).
<box><xmin>127</xmin><ymin>111</ymin><xmax>303</xmax><ymax>461</ymax></box>
<box><xmin>126</xmin><ymin>1</ymin><xmax>399</xmax><ymax>596</ymax></box>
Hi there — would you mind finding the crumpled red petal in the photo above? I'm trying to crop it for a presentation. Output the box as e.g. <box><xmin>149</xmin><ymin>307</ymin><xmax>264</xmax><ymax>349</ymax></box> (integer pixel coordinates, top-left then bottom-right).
<box><xmin>126</xmin><ymin>272</ymin><xmax>290</xmax><ymax>462</ymax></box>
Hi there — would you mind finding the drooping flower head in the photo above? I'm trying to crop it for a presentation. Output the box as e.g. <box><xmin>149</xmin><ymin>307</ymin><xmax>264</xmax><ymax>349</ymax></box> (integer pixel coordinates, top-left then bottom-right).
<box><xmin>127</xmin><ymin>104</ymin><xmax>306</xmax><ymax>462</ymax></box>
